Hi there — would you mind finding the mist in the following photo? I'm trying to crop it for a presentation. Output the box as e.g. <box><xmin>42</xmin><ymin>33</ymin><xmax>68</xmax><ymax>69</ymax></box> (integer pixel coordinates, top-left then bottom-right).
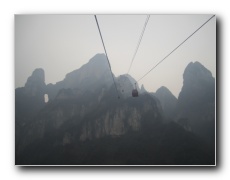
<box><xmin>15</xmin><ymin>14</ymin><xmax>216</xmax><ymax>166</ymax></box>
<box><xmin>15</xmin><ymin>14</ymin><xmax>215</xmax><ymax>98</ymax></box>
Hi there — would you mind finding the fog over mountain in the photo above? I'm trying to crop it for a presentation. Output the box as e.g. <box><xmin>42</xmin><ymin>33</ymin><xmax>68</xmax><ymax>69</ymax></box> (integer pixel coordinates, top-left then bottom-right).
<box><xmin>15</xmin><ymin>15</ymin><xmax>216</xmax><ymax>98</ymax></box>
<box><xmin>153</xmin><ymin>86</ymin><xmax>177</xmax><ymax>121</ymax></box>
<box><xmin>15</xmin><ymin>54</ymin><xmax>215</xmax><ymax>165</ymax></box>
<box><xmin>176</xmin><ymin>61</ymin><xmax>215</xmax><ymax>146</ymax></box>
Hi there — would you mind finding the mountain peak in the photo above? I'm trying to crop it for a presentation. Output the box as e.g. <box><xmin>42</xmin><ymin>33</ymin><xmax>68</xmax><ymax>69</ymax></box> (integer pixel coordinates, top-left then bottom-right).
<box><xmin>180</xmin><ymin>61</ymin><xmax>215</xmax><ymax>98</ymax></box>
<box><xmin>116</xmin><ymin>75</ymin><xmax>135</xmax><ymax>98</ymax></box>
<box><xmin>140</xmin><ymin>84</ymin><xmax>147</xmax><ymax>94</ymax></box>
<box><xmin>156</xmin><ymin>86</ymin><xmax>171</xmax><ymax>94</ymax></box>
<box><xmin>88</xmin><ymin>53</ymin><xmax>108</xmax><ymax>65</ymax></box>
<box><xmin>183</xmin><ymin>61</ymin><xmax>214</xmax><ymax>83</ymax></box>
<box><xmin>24</xmin><ymin>68</ymin><xmax>46</xmax><ymax>97</ymax></box>
<box><xmin>176</xmin><ymin>61</ymin><xmax>215</xmax><ymax>144</ymax></box>
<box><xmin>26</xmin><ymin>68</ymin><xmax>45</xmax><ymax>85</ymax></box>
<box><xmin>154</xmin><ymin>86</ymin><xmax>177</xmax><ymax>119</ymax></box>
<box><xmin>46</xmin><ymin>54</ymin><xmax>113</xmax><ymax>99</ymax></box>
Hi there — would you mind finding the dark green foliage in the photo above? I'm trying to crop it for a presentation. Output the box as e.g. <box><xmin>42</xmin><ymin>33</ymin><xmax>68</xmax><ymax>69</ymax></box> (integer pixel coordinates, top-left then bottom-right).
<box><xmin>16</xmin><ymin>122</ymin><xmax>214</xmax><ymax>165</ymax></box>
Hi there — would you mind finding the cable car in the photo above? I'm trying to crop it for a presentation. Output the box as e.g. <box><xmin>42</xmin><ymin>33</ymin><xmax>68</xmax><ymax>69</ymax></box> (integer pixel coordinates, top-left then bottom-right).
<box><xmin>132</xmin><ymin>83</ymin><xmax>138</xmax><ymax>97</ymax></box>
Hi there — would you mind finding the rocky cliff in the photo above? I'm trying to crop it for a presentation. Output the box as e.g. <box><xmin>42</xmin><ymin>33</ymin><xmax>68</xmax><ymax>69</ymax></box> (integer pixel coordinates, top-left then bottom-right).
<box><xmin>176</xmin><ymin>61</ymin><xmax>215</xmax><ymax>145</ymax></box>
<box><xmin>46</xmin><ymin>53</ymin><xmax>113</xmax><ymax>100</ymax></box>
<box><xmin>15</xmin><ymin>54</ymin><xmax>162</xmax><ymax>156</ymax></box>
<box><xmin>15</xmin><ymin>56</ymin><xmax>215</xmax><ymax>165</ymax></box>
<box><xmin>15</xmin><ymin>68</ymin><xmax>47</xmax><ymax>154</ymax></box>
<box><xmin>154</xmin><ymin>86</ymin><xmax>177</xmax><ymax>121</ymax></box>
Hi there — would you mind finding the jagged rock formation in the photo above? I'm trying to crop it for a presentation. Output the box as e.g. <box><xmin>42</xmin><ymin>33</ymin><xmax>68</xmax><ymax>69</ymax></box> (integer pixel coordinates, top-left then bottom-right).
<box><xmin>176</xmin><ymin>61</ymin><xmax>215</xmax><ymax>145</ymax></box>
<box><xmin>15</xmin><ymin>56</ymin><xmax>215</xmax><ymax>165</ymax></box>
<box><xmin>16</xmin><ymin>54</ymin><xmax>162</xmax><ymax>157</ymax></box>
<box><xmin>15</xmin><ymin>68</ymin><xmax>46</xmax><ymax>122</ymax></box>
<box><xmin>140</xmin><ymin>84</ymin><xmax>147</xmax><ymax>94</ymax></box>
<box><xmin>18</xmin><ymin>86</ymin><xmax>162</xmax><ymax>152</ymax></box>
<box><xmin>79</xmin><ymin>93</ymin><xmax>161</xmax><ymax>141</ymax></box>
<box><xmin>154</xmin><ymin>86</ymin><xmax>177</xmax><ymax>121</ymax></box>
<box><xmin>116</xmin><ymin>75</ymin><xmax>134</xmax><ymax>98</ymax></box>
<box><xmin>15</xmin><ymin>68</ymin><xmax>47</xmax><ymax>154</ymax></box>
<box><xmin>24</xmin><ymin>68</ymin><xmax>46</xmax><ymax>97</ymax></box>
<box><xmin>116</xmin><ymin>74</ymin><xmax>141</xmax><ymax>98</ymax></box>
<box><xmin>46</xmin><ymin>53</ymin><xmax>113</xmax><ymax>100</ymax></box>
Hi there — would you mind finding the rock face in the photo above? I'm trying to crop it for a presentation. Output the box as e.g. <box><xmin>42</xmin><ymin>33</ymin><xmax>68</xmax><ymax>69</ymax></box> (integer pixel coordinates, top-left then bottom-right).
<box><xmin>46</xmin><ymin>53</ymin><xmax>113</xmax><ymax>100</ymax></box>
<box><xmin>15</xmin><ymin>56</ymin><xmax>215</xmax><ymax>165</ymax></box>
<box><xmin>15</xmin><ymin>68</ymin><xmax>47</xmax><ymax>154</ymax></box>
<box><xmin>140</xmin><ymin>84</ymin><xmax>147</xmax><ymax>94</ymax></box>
<box><xmin>79</xmin><ymin>93</ymin><xmax>161</xmax><ymax>141</ymax></box>
<box><xmin>176</xmin><ymin>61</ymin><xmax>215</xmax><ymax>145</ymax></box>
<box><xmin>154</xmin><ymin>86</ymin><xmax>177</xmax><ymax>120</ymax></box>
<box><xmin>19</xmin><ymin>89</ymin><xmax>162</xmax><ymax>148</ymax></box>
<box><xmin>177</xmin><ymin>62</ymin><xmax>215</xmax><ymax>111</ymax></box>
<box><xmin>15</xmin><ymin>54</ymin><xmax>162</xmax><ymax>152</ymax></box>
<box><xmin>116</xmin><ymin>74</ymin><xmax>141</xmax><ymax>98</ymax></box>
<box><xmin>24</xmin><ymin>68</ymin><xmax>46</xmax><ymax>97</ymax></box>
<box><xmin>15</xmin><ymin>68</ymin><xmax>46</xmax><ymax>118</ymax></box>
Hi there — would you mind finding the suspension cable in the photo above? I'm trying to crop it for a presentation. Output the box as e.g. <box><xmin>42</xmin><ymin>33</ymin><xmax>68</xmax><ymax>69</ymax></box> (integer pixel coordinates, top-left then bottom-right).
<box><xmin>137</xmin><ymin>15</ymin><xmax>215</xmax><ymax>82</ymax></box>
<box><xmin>127</xmin><ymin>15</ymin><xmax>150</xmax><ymax>74</ymax></box>
<box><xmin>94</xmin><ymin>15</ymin><xmax>120</xmax><ymax>99</ymax></box>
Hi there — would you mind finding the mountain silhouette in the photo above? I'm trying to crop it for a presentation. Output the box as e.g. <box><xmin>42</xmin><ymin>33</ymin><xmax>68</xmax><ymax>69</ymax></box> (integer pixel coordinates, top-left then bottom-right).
<box><xmin>153</xmin><ymin>86</ymin><xmax>177</xmax><ymax>121</ymax></box>
<box><xmin>176</xmin><ymin>61</ymin><xmax>215</xmax><ymax>147</ymax></box>
<box><xmin>15</xmin><ymin>55</ymin><xmax>215</xmax><ymax>165</ymax></box>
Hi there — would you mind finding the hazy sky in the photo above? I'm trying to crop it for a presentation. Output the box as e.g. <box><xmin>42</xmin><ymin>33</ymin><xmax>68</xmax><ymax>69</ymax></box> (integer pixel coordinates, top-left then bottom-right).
<box><xmin>15</xmin><ymin>14</ymin><xmax>216</xmax><ymax>98</ymax></box>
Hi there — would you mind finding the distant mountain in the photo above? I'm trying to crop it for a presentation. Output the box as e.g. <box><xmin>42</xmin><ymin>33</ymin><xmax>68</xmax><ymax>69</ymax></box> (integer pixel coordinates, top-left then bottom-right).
<box><xmin>116</xmin><ymin>75</ymin><xmax>135</xmax><ymax>98</ymax></box>
<box><xmin>140</xmin><ymin>84</ymin><xmax>147</xmax><ymax>94</ymax></box>
<box><xmin>16</xmin><ymin>68</ymin><xmax>46</xmax><ymax>115</ymax></box>
<box><xmin>176</xmin><ymin>61</ymin><xmax>215</xmax><ymax>146</ymax></box>
<box><xmin>46</xmin><ymin>53</ymin><xmax>113</xmax><ymax>100</ymax></box>
<box><xmin>15</xmin><ymin>68</ymin><xmax>47</xmax><ymax>154</ymax></box>
<box><xmin>154</xmin><ymin>86</ymin><xmax>177</xmax><ymax>121</ymax></box>
<box><xmin>116</xmin><ymin>74</ymin><xmax>142</xmax><ymax>98</ymax></box>
<box><xmin>15</xmin><ymin>55</ymin><xmax>215</xmax><ymax>165</ymax></box>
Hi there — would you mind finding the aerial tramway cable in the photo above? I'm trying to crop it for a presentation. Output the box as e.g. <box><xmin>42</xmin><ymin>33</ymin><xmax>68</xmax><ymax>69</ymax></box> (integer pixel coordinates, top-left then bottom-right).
<box><xmin>127</xmin><ymin>15</ymin><xmax>150</xmax><ymax>74</ymax></box>
<box><xmin>94</xmin><ymin>15</ymin><xmax>120</xmax><ymax>99</ymax></box>
<box><xmin>95</xmin><ymin>15</ymin><xmax>215</xmax><ymax>98</ymax></box>
<box><xmin>137</xmin><ymin>15</ymin><xmax>215</xmax><ymax>83</ymax></box>
<box><xmin>122</xmin><ymin>15</ymin><xmax>215</xmax><ymax>96</ymax></box>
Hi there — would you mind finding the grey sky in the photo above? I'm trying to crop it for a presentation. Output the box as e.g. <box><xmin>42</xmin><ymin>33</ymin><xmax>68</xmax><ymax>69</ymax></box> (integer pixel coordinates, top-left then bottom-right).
<box><xmin>15</xmin><ymin>14</ymin><xmax>215</xmax><ymax>98</ymax></box>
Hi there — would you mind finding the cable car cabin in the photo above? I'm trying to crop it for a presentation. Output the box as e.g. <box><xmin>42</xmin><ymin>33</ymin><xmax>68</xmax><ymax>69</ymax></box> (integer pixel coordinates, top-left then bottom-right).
<box><xmin>132</xmin><ymin>89</ymin><xmax>138</xmax><ymax>97</ymax></box>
